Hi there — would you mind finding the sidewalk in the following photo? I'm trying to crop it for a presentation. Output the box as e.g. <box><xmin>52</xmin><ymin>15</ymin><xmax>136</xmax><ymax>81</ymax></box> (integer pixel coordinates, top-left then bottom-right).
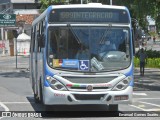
<box><xmin>0</xmin><ymin>55</ymin><xmax>29</xmax><ymax>72</ymax></box>
<box><xmin>134</xmin><ymin>67</ymin><xmax>160</xmax><ymax>91</ymax></box>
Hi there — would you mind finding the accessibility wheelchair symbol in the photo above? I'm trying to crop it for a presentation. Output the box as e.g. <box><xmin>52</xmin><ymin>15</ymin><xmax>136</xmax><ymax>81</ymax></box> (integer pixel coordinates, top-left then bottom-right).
<box><xmin>79</xmin><ymin>60</ymin><xmax>89</xmax><ymax>71</ymax></box>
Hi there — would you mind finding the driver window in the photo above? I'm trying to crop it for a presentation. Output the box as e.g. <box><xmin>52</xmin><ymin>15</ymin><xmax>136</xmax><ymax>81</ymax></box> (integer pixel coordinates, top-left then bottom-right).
<box><xmin>57</xmin><ymin>29</ymin><xmax>68</xmax><ymax>59</ymax></box>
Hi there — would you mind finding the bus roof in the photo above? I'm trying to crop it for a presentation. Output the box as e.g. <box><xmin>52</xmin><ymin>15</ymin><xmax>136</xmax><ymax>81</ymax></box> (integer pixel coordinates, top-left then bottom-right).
<box><xmin>32</xmin><ymin>4</ymin><xmax>129</xmax><ymax>26</ymax></box>
<box><xmin>50</xmin><ymin>3</ymin><xmax>127</xmax><ymax>10</ymax></box>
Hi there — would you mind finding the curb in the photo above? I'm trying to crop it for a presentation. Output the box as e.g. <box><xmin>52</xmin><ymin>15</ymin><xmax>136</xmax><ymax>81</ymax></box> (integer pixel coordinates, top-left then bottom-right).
<box><xmin>134</xmin><ymin>82</ymin><xmax>160</xmax><ymax>91</ymax></box>
<box><xmin>0</xmin><ymin>69</ymin><xmax>28</xmax><ymax>73</ymax></box>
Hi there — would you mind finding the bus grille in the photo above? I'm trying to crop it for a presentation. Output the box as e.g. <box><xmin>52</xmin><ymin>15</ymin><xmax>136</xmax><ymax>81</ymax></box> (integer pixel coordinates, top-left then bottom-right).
<box><xmin>70</xmin><ymin>86</ymin><xmax>110</xmax><ymax>90</ymax></box>
<box><xmin>63</xmin><ymin>76</ymin><xmax>117</xmax><ymax>84</ymax></box>
<box><xmin>73</xmin><ymin>94</ymin><xmax>105</xmax><ymax>100</ymax></box>
<box><xmin>64</xmin><ymin>76</ymin><xmax>116</xmax><ymax>91</ymax></box>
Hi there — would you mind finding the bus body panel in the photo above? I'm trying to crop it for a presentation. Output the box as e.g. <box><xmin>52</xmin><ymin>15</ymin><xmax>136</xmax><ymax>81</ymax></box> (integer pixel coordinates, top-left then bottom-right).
<box><xmin>43</xmin><ymin>86</ymin><xmax>132</xmax><ymax>105</ymax></box>
<box><xmin>42</xmin><ymin>62</ymin><xmax>133</xmax><ymax>105</ymax></box>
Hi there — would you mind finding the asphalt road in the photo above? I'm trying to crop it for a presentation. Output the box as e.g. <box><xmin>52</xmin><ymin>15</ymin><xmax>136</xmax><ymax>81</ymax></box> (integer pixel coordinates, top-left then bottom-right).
<box><xmin>0</xmin><ymin>70</ymin><xmax>160</xmax><ymax>120</ymax></box>
<box><xmin>0</xmin><ymin>54</ymin><xmax>160</xmax><ymax>119</ymax></box>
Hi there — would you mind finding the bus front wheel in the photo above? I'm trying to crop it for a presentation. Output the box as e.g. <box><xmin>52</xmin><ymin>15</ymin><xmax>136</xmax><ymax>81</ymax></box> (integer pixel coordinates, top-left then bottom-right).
<box><xmin>108</xmin><ymin>104</ymin><xmax>118</xmax><ymax>111</ymax></box>
<box><xmin>34</xmin><ymin>80</ymin><xmax>43</xmax><ymax>104</ymax></box>
<box><xmin>44</xmin><ymin>105</ymin><xmax>53</xmax><ymax>111</ymax></box>
<box><xmin>34</xmin><ymin>93</ymin><xmax>40</xmax><ymax>103</ymax></box>
<box><xmin>39</xmin><ymin>80</ymin><xmax>43</xmax><ymax>104</ymax></box>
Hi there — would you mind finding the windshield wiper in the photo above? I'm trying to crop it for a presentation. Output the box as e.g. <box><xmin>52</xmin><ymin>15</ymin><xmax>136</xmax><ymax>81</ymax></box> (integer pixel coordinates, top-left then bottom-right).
<box><xmin>99</xmin><ymin>24</ymin><xmax>112</xmax><ymax>44</ymax></box>
<box><xmin>67</xmin><ymin>24</ymin><xmax>81</xmax><ymax>44</ymax></box>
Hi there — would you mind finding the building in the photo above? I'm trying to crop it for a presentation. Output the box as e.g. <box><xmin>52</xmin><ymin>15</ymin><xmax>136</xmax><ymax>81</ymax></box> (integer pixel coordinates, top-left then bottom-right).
<box><xmin>0</xmin><ymin>0</ymin><xmax>40</xmax><ymax>55</ymax></box>
<box><xmin>147</xmin><ymin>16</ymin><xmax>156</xmax><ymax>33</ymax></box>
<box><xmin>0</xmin><ymin>0</ymin><xmax>40</xmax><ymax>36</ymax></box>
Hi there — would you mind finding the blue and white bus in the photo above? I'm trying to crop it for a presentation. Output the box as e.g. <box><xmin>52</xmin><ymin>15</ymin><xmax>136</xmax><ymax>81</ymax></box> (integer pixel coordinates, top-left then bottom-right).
<box><xmin>30</xmin><ymin>3</ymin><xmax>134</xmax><ymax>111</ymax></box>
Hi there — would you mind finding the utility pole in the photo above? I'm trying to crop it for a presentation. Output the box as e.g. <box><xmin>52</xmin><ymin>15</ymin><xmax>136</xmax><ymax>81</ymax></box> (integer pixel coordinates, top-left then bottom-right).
<box><xmin>81</xmin><ymin>0</ymin><xmax>83</xmax><ymax>4</ymax></box>
<box><xmin>110</xmin><ymin>0</ymin><xmax>112</xmax><ymax>5</ymax></box>
<box><xmin>12</xmin><ymin>30</ymin><xmax>19</xmax><ymax>69</ymax></box>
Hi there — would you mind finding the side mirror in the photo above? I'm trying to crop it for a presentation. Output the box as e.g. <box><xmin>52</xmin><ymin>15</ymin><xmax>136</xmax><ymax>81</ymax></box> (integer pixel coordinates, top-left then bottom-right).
<box><xmin>132</xmin><ymin>28</ymin><xmax>135</xmax><ymax>55</ymax></box>
<box><xmin>38</xmin><ymin>34</ymin><xmax>45</xmax><ymax>48</ymax></box>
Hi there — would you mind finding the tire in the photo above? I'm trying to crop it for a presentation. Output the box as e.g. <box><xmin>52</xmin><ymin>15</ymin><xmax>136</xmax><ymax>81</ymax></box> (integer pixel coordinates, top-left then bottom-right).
<box><xmin>39</xmin><ymin>80</ymin><xmax>53</xmax><ymax>112</ymax></box>
<box><xmin>34</xmin><ymin>93</ymin><xmax>40</xmax><ymax>103</ymax></box>
<box><xmin>34</xmin><ymin>79</ymin><xmax>43</xmax><ymax>104</ymax></box>
<box><xmin>108</xmin><ymin>104</ymin><xmax>118</xmax><ymax>111</ymax></box>
<box><xmin>44</xmin><ymin>105</ymin><xmax>53</xmax><ymax>112</ymax></box>
<box><xmin>39</xmin><ymin>80</ymin><xmax>43</xmax><ymax>104</ymax></box>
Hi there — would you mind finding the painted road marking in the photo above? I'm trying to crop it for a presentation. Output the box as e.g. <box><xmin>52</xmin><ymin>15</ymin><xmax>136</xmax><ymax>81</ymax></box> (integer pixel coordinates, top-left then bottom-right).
<box><xmin>139</xmin><ymin>101</ymin><xmax>160</xmax><ymax>107</ymax></box>
<box><xmin>0</xmin><ymin>102</ymin><xmax>10</xmax><ymax>119</ymax></box>
<box><xmin>137</xmin><ymin>104</ymin><xmax>145</xmax><ymax>108</ymax></box>
<box><xmin>129</xmin><ymin>104</ymin><xmax>146</xmax><ymax>111</ymax></box>
<box><xmin>134</xmin><ymin>98</ymin><xmax>160</xmax><ymax>100</ymax></box>
<box><xmin>0</xmin><ymin>102</ymin><xmax>9</xmax><ymax>111</ymax></box>
<box><xmin>144</xmin><ymin>109</ymin><xmax>160</xmax><ymax>111</ymax></box>
<box><xmin>2</xmin><ymin>102</ymin><xmax>34</xmax><ymax>104</ymax></box>
<box><xmin>131</xmin><ymin>105</ymin><xmax>160</xmax><ymax>112</ymax></box>
<box><xmin>133</xmin><ymin>92</ymin><xmax>147</xmax><ymax>96</ymax></box>
<box><xmin>129</xmin><ymin>98</ymin><xmax>160</xmax><ymax>111</ymax></box>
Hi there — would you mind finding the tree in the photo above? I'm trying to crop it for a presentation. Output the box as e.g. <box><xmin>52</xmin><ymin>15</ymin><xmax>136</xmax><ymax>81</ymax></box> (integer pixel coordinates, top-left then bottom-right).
<box><xmin>40</xmin><ymin>0</ymin><xmax>65</xmax><ymax>12</ymax></box>
<box><xmin>113</xmin><ymin>0</ymin><xmax>160</xmax><ymax>32</ymax></box>
<box><xmin>40</xmin><ymin>0</ymin><xmax>160</xmax><ymax>32</ymax></box>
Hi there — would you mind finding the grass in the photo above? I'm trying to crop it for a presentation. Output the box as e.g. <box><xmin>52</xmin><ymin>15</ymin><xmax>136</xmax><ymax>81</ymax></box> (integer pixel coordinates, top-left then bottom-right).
<box><xmin>134</xmin><ymin>57</ymin><xmax>160</xmax><ymax>68</ymax></box>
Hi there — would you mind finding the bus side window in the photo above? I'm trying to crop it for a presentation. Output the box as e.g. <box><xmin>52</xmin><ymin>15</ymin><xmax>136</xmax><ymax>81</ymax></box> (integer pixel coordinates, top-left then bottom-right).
<box><xmin>30</xmin><ymin>27</ymin><xmax>35</xmax><ymax>53</ymax></box>
<box><xmin>38</xmin><ymin>22</ymin><xmax>42</xmax><ymax>52</ymax></box>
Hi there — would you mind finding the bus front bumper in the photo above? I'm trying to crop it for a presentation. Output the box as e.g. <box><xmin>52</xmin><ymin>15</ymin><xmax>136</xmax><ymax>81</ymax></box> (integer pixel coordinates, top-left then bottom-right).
<box><xmin>43</xmin><ymin>86</ymin><xmax>133</xmax><ymax>105</ymax></box>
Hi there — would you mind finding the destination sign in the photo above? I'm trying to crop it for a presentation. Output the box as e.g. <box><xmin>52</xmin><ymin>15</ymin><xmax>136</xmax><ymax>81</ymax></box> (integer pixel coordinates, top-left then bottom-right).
<box><xmin>49</xmin><ymin>8</ymin><xmax>129</xmax><ymax>23</ymax></box>
<box><xmin>60</xmin><ymin>12</ymin><xmax>117</xmax><ymax>21</ymax></box>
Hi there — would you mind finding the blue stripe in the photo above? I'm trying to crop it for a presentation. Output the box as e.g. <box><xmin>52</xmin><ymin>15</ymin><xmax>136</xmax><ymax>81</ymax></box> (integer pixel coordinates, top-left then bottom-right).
<box><xmin>124</xmin><ymin>66</ymin><xmax>134</xmax><ymax>87</ymax></box>
<box><xmin>44</xmin><ymin>80</ymin><xmax>50</xmax><ymax>87</ymax></box>
<box><xmin>124</xmin><ymin>66</ymin><xmax>133</xmax><ymax>76</ymax></box>
<box><xmin>129</xmin><ymin>80</ymin><xmax>134</xmax><ymax>87</ymax></box>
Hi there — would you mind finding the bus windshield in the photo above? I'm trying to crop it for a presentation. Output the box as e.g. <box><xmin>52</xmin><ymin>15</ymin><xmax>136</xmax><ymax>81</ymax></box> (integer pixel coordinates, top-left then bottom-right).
<box><xmin>47</xmin><ymin>26</ymin><xmax>131</xmax><ymax>72</ymax></box>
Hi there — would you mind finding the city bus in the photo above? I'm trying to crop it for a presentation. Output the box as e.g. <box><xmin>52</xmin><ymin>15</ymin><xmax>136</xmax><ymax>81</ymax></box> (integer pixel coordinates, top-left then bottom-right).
<box><xmin>30</xmin><ymin>3</ymin><xmax>134</xmax><ymax>111</ymax></box>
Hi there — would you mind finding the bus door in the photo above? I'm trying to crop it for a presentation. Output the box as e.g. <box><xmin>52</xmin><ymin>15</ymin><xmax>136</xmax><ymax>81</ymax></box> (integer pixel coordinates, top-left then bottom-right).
<box><xmin>30</xmin><ymin>27</ymin><xmax>35</xmax><ymax>90</ymax></box>
<box><xmin>33</xmin><ymin>30</ymin><xmax>39</xmax><ymax>95</ymax></box>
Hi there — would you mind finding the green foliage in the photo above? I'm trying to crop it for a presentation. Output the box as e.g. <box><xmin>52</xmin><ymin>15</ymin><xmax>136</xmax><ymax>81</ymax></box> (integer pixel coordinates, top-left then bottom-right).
<box><xmin>134</xmin><ymin>57</ymin><xmax>160</xmax><ymax>68</ymax></box>
<box><xmin>134</xmin><ymin>49</ymin><xmax>160</xmax><ymax>68</ymax></box>
<box><xmin>112</xmin><ymin>0</ymin><xmax>160</xmax><ymax>32</ymax></box>
<box><xmin>40</xmin><ymin>0</ymin><xmax>64</xmax><ymax>13</ymax></box>
<box><xmin>40</xmin><ymin>0</ymin><xmax>49</xmax><ymax>13</ymax></box>
<box><xmin>149</xmin><ymin>31</ymin><xmax>156</xmax><ymax>36</ymax></box>
<box><xmin>39</xmin><ymin>0</ymin><xmax>160</xmax><ymax>31</ymax></box>
<box><xmin>135</xmin><ymin>49</ymin><xmax>160</xmax><ymax>58</ymax></box>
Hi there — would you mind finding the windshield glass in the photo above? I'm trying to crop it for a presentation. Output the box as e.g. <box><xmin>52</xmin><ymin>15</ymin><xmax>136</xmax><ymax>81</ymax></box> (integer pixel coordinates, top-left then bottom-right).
<box><xmin>47</xmin><ymin>26</ymin><xmax>131</xmax><ymax>72</ymax></box>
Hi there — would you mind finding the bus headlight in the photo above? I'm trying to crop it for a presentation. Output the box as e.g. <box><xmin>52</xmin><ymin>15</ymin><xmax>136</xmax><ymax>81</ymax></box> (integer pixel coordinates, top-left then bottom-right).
<box><xmin>112</xmin><ymin>76</ymin><xmax>132</xmax><ymax>91</ymax></box>
<box><xmin>46</xmin><ymin>76</ymin><xmax>67</xmax><ymax>91</ymax></box>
